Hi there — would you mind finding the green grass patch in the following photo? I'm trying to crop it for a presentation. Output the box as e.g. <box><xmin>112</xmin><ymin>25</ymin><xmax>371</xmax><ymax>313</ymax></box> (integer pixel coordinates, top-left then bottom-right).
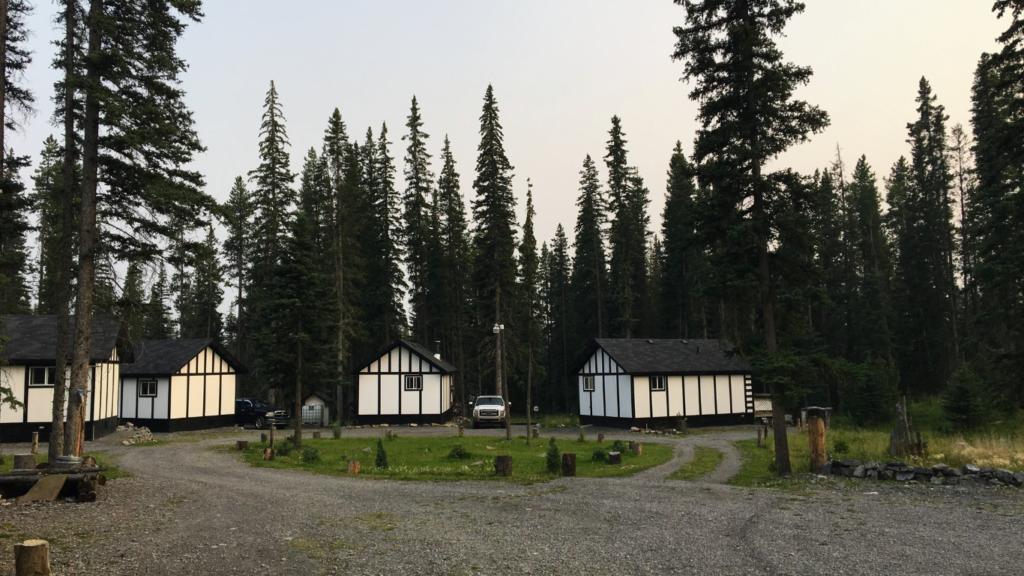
<box><xmin>0</xmin><ymin>451</ymin><xmax>130</xmax><ymax>479</ymax></box>
<box><xmin>509</xmin><ymin>413</ymin><xmax>580</xmax><ymax>429</ymax></box>
<box><xmin>668</xmin><ymin>446</ymin><xmax>724</xmax><ymax>481</ymax></box>
<box><xmin>232</xmin><ymin>435</ymin><xmax>673</xmax><ymax>483</ymax></box>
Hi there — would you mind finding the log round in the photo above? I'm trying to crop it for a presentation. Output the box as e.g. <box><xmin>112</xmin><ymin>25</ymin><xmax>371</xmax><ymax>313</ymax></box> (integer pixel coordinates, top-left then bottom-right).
<box><xmin>561</xmin><ymin>453</ymin><xmax>577</xmax><ymax>477</ymax></box>
<box><xmin>597</xmin><ymin>434</ymin><xmax>605</xmax><ymax>443</ymax></box>
<box><xmin>494</xmin><ymin>455</ymin><xmax>513</xmax><ymax>477</ymax></box>
<box><xmin>347</xmin><ymin>460</ymin><xmax>361</xmax><ymax>474</ymax></box>
<box><xmin>14</xmin><ymin>539</ymin><xmax>50</xmax><ymax>576</ymax></box>
<box><xmin>236</xmin><ymin>441</ymin><xmax>249</xmax><ymax>451</ymax></box>
<box><xmin>608</xmin><ymin>451</ymin><xmax>622</xmax><ymax>465</ymax></box>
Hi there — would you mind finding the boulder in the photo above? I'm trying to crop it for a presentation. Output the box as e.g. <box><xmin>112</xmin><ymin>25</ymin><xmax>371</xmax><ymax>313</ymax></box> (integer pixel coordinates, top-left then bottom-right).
<box><xmin>881</xmin><ymin>469</ymin><xmax>896</xmax><ymax>481</ymax></box>
<box><xmin>946</xmin><ymin>476</ymin><xmax>960</xmax><ymax>486</ymax></box>
<box><xmin>962</xmin><ymin>463</ymin><xmax>980</xmax><ymax>474</ymax></box>
<box><xmin>853</xmin><ymin>466</ymin><xmax>867</xmax><ymax>479</ymax></box>
<box><xmin>931</xmin><ymin>463</ymin><xmax>949</xmax><ymax>473</ymax></box>
<box><xmin>819</xmin><ymin>462</ymin><xmax>832</xmax><ymax>476</ymax></box>
<box><xmin>944</xmin><ymin>468</ymin><xmax>962</xmax><ymax>477</ymax></box>
<box><xmin>867</xmin><ymin>470</ymin><xmax>879</xmax><ymax>480</ymax></box>
<box><xmin>994</xmin><ymin>469</ymin><xmax>1015</xmax><ymax>484</ymax></box>
<box><xmin>1012</xmin><ymin>472</ymin><xmax>1024</xmax><ymax>487</ymax></box>
<box><xmin>930</xmin><ymin>475</ymin><xmax>945</xmax><ymax>485</ymax></box>
<box><xmin>989</xmin><ymin>479</ymin><xmax>1005</xmax><ymax>487</ymax></box>
<box><xmin>864</xmin><ymin>461</ymin><xmax>879</xmax><ymax>471</ymax></box>
<box><xmin>886</xmin><ymin>462</ymin><xmax>907</xmax><ymax>469</ymax></box>
<box><xmin>896</xmin><ymin>472</ymin><xmax>915</xmax><ymax>482</ymax></box>
<box><xmin>840</xmin><ymin>460</ymin><xmax>861</xmax><ymax>468</ymax></box>
<box><xmin>912</xmin><ymin>467</ymin><xmax>933</xmax><ymax>476</ymax></box>
<box><xmin>630</xmin><ymin>427</ymin><xmax>641</xmax><ymax>432</ymax></box>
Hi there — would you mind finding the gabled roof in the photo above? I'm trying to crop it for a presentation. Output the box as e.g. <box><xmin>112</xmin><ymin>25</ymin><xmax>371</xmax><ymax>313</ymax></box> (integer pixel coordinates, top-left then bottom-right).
<box><xmin>570</xmin><ymin>338</ymin><xmax>752</xmax><ymax>375</ymax></box>
<box><xmin>0</xmin><ymin>315</ymin><xmax>119</xmax><ymax>364</ymax></box>
<box><xmin>304</xmin><ymin>390</ymin><xmax>334</xmax><ymax>404</ymax></box>
<box><xmin>120</xmin><ymin>339</ymin><xmax>249</xmax><ymax>376</ymax></box>
<box><xmin>353</xmin><ymin>339</ymin><xmax>457</xmax><ymax>374</ymax></box>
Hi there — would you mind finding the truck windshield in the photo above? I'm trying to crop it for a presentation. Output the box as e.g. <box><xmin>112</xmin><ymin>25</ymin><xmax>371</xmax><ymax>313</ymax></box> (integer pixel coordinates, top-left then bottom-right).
<box><xmin>251</xmin><ymin>400</ymin><xmax>272</xmax><ymax>410</ymax></box>
<box><xmin>475</xmin><ymin>398</ymin><xmax>504</xmax><ymax>406</ymax></box>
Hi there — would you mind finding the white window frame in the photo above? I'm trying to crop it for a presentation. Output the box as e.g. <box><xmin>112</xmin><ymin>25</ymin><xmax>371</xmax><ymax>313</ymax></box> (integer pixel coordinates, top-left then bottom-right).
<box><xmin>139</xmin><ymin>379</ymin><xmax>158</xmax><ymax>398</ymax></box>
<box><xmin>404</xmin><ymin>375</ymin><xmax>423</xmax><ymax>391</ymax></box>
<box><xmin>650</xmin><ymin>376</ymin><xmax>667</xmax><ymax>391</ymax></box>
<box><xmin>583</xmin><ymin>376</ymin><xmax>596</xmax><ymax>392</ymax></box>
<box><xmin>28</xmin><ymin>367</ymin><xmax>58</xmax><ymax>387</ymax></box>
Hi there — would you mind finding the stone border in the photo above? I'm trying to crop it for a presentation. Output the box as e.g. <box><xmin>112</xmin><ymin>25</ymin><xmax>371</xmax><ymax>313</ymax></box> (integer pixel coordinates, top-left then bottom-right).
<box><xmin>823</xmin><ymin>460</ymin><xmax>1024</xmax><ymax>487</ymax></box>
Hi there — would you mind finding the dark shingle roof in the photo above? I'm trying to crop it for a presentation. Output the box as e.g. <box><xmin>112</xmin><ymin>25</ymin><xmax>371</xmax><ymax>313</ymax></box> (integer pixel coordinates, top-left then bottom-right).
<box><xmin>0</xmin><ymin>315</ymin><xmax>119</xmax><ymax>364</ymax></box>
<box><xmin>121</xmin><ymin>339</ymin><xmax>249</xmax><ymax>376</ymax></box>
<box><xmin>570</xmin><ymin>338</ymin><xmax>752</xmax><ymax>375</ymax></box>
<box><xmin>353</xmin><ymin>339</ymin><xmax>457</xmax><ymax>374</ymax></box>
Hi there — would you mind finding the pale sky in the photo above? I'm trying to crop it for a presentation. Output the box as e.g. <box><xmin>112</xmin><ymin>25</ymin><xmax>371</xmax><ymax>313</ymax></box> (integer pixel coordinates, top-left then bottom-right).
<box><xmin>13</xmin><ymin>1</ymin><xmax>1006</xmax><ymax>249</ymax></box>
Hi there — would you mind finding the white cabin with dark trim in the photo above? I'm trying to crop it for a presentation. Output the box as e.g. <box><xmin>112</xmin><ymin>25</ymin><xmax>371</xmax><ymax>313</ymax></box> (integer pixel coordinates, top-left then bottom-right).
<box><xmin>354</xmin><ymin>340</ymin><xmax>455</xmax><ymax>425</ymax></box>
<box><xmin>0</xmin><ymin>315</ymin><xmax>121</xmax><ymax>442</ymax></box>
<box><xmin>119</xmin><ymin>339</ymin><xmax>247</xmax><ymax>432</ymax></box>
<box><xmin>571</xmin><ymin>339</ymin><xmax>754</xmax><ymax>428</ymax></box>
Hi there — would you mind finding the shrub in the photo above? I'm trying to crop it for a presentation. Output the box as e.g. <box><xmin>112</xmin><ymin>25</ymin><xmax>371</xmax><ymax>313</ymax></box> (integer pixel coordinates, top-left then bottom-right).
<box><xmin>332</xmin><ymin>422</ymin><xmax>342</xmax><ymax>440</ymax></box>
<box><xmin>546</xmin><ymin>437</ymin><xmax>561</xmax><ymax>474</ymax></box>
<box><xmin>577</xmin><ymin>428</ymin><xmax>586</xmax><ymax>443</ymax></box>
<box><xmin>943</xmin><ymin>362</ymin><xmax>996</xmax><ymax>429</ymax></box>
<box><xmin>592</xmin><ymin>449</ymin><xmax>607</xmax><ymax>462</ymax></box>
<box><xmin>375</xmin><ymin>438</ymin><xmax>389</xmax><ymax>469</ymax></box>
<box><xmin>275</xmin><ymin>437</ymin><xmax>294</xmax><ymax>457</ymax></box>
<box><xmin>833</xmin><ymin>439</ymin><xmax>850</xmax><ymax>455</ymax></box>
<box><xmin>447</xmin><ymin>443</ymin><xmax>472</xmax><ymax>460</ymax></box>
<box><xmin>302</xmin><ymin>447</ymin><xmax>321</xmax><ymax>463</ymax></box>
<box><xmin>611</xmin><ymin>440</ymin><xmax>627</xmax><ymax>453</ymax></box>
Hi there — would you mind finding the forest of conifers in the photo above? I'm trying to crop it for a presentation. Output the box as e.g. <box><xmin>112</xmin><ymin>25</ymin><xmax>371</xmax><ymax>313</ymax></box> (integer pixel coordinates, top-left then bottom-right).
<box><xmin>1</xmin><ymin>1</ymin><xmax>1022</xmax><ymax>436</ymax></box>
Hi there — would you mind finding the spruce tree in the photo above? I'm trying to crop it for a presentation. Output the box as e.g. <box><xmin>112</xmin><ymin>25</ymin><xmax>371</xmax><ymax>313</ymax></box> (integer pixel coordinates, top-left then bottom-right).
<box><xmin>176</xmin><ymin>227</ymin><xmax>224</xmax><ymax>340</ymax></box>
<box><xmin>0</xmin><ymin>152</ymin><xmax>31</xmax><ymax>314</ymax></box>
<box><xmin>570</xmin><ymin>154</ymin><xmax>608</xmax><ymax>345</ymax></box>
<box><xmin>543</xmin><ymin>226</ymin><xmax>572</xmax><ymax>412</ymax></box>
<box><xmin>143</xmin><ymin>267</ymin><xmax>174</xmax><ymax>340</ymax></box>
<box><xmin>672</xmin><ymin>0</ymin><xmax>830</xmax><ymax>475</ymax></box>
<box><xmin>118</xmin><ymin>260</ymin><xmax>146</xmax><ymax>346</ymax></box>
<box><xmin>471</xmin><ymin>85</ymin><xmax>519</xmax><ymax>398</ymax></box>
<box><xmin>31</xmin><ymin>136</ymin><xmax>76</xmax><ymax>315</ymax></box>
<box><xmin>518</xmin><ymin>180</ymin><xmax>544</xmax><ymax>441</ymax></box>
<box><xmin>248</xmin><ymin>81</ymin><xmax>297</xmax><ymax>275</ymax></box>
<box><xmin>223</xmin><ymin>176</ymin><xmax>253</xmax><ymax>356</ymax></box>
<box><xmin>660</xmin><ymin>142</ymin><xmax>700</xmax><ymax>338</ymax></box>
<box><xmin>402</xmin><ymin>96</ymin><xmax>436</xmax><ymax>344</ymax></box>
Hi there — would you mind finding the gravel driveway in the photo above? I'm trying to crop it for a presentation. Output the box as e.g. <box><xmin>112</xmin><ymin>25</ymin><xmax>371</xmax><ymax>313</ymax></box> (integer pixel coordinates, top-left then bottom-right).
<box><xmin>2</xmin><ymin>426</ymin><xmax>1023</xmax><ymax>575</ymax></box>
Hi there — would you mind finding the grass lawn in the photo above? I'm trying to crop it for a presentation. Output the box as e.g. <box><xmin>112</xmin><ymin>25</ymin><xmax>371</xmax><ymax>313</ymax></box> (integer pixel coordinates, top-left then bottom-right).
<box><xmin>0</xmin><ymin>451</ymin><xmax>130</xmax><ymax>479</ymax></box>
<box><xmin>234</xmin><ymin>434</ymin><xmax>673</xmax><ymax>483</ymax></box>
<box><xmin>668</xmin><ymin>446</ymin><xmax>724</xmax><ymax>481</ymax></box>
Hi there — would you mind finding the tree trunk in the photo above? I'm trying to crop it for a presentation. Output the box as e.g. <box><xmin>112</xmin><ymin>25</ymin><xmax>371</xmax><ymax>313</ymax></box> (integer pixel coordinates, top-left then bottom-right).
<box><xmin>0</xmin><ymin>0</ymin><xmax>8</xmax><ymax>179</ymax></box>
<box><xmin>494</xmin><ymin>284</ymin><xmax>502</xmax><ymax>397</ymax></box>
<box><xmin>525</xmin><ymin>345</ymin><xmax>532</xmax><ymax>446</ymax></box>
<box><xmin>65</xmin><ymin>0</ymin><xmax>103</xmax><ymax>457</ymax></box>
<box><xmin>14</xmin><ymin>539</ymin><xmax>50</xmax><ymax>576</ymax></box>
<box><xmin>808</xmin><ymin>417</ymin><xmax>826</xmax><ymax>474</ymax></box>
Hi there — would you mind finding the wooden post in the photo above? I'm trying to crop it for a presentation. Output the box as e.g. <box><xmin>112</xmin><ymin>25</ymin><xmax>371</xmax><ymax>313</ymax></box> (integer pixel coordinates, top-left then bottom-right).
<box><xmin>31</xmin><ymin>433</ymin><xmax>39</xmax><ymax>456</ymax></box>
<box><xmin>608</xmin><ymin>451</ymin><xmax>621</xmax><ymax>465</ymax></box>
<box><xmin>14</xmin><ymin>539</ymin><xmax>51</xmax><ymax>576</ymax></box>
<box><xmin>808</xmin><ymin>417</ymin><xmax>825</xmax><ymax>474</ymax></box>
<box><xmin>260</xmin><ymin>433</ymin><xmax>268</xmax><ymax>443</ymax></box>
<box><xmin>236</xmin><ymin>441</ymin><xmax>248</xmax><ymax>451</ymax></box>
<box><xmin>598</xmin><ymin>434</ymin><xmax>605</xmax><ymax>443</ymax></box>
<box><xmin>561</xmin><ymin>453</ymin><xmax>576</xmax><ymax>476</ymax></box>
<box><xmin>269</xmin><ymin>422</ymin><xmax>275</xmax><ymax>450</ymax></box>
<box><xmin>532</xmin><ymin>426</ymin><xmax>540</xmax><ymax>439</ymax></box>
<box><xmin>629</xmin><ymin>441</ymin><xmax>642</xmax><ymax>456</ymax></box>
<box><xmin>13</xmin><ymin>455</ymin><xmax>35</xmax><ymax>470</ymax></box>
<box><xmin>347</xmin><ymin>460</ymin><xmax>361</xmax><ymax>474</ymax></box>
<box><xmin>757</xmin><ymin>425</ymin><xmax>763</xmax><ymax>447</ymax></box>
<box><xmin>313</xmin><ymin>431</ymin><xmax>322</xmax><ymax>440</ymax></box>
<box><xmin>458</xmin><ymin>426</ymin><xmax>465</xmax><ymax>437</ymax></box>
<box><xmin>494</xmin><ymin>455</ymin><xmax>513</xmax><ymax>477</ymax></box>
<box><xmin>262</xmin><ymin>448</ymin><xmax>274</xmax><ymax>461</ymax></box>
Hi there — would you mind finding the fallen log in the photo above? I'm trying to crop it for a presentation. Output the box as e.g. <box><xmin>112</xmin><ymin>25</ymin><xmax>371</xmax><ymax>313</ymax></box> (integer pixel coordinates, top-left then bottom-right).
<box><xmin>1</xmin><ymin>466</ymin><xmax>107</xmax><ymax>478</ymax></box>
<box><xmin>0</xmin><ymin>474</ymin><xmax>98</xmax><ymax>487</ymax></box>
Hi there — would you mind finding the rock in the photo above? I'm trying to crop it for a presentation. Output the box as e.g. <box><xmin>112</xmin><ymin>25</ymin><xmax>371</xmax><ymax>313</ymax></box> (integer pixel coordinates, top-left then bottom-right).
<box><xmin>931</xmin><ymin>463</ymin><xmax>948</xmax><ymax>473</ymax></box>
<box><xmin>945</xmin><ymin>468</ymin><xmax>962</xmax><ymax>477</ymax></box>
<box><xmin>819</xmin><ymin>462</ymin><xmax>832</xmax><ymax>475</ymax></box>
<box><xmin>840</xmin><ymin>460</ymin><xmax>861</xmax><ymax>468</ymax></box>
<box><xmin>486</xmin><ymin>446</ymin><xmax>496</xmax><ymax>450</ymax></box>
<box><xmin>960</xmin><ymin>475</ymin><xmax>986</xmax><ymax>487</ymax></box>
<box><xmin>912</xmin><ymin>467</ymin><xmax>933</xmax><ymax>476</ymax></box>
<box><xmin>963</xmin><ymin>463</ymin><xmax>980</xmax><ymax>474</ymax></box>
<box><xmin>881</xmin><ymin>469</ymin><xmax>896</xmax><ymax>481</ymax></box>
<box><xmin>914</xmin><ymin>474</ymin><xmax>932</xmax><ymax>483</ymax></box>
<box><xmin>1012</xmin><ymin>472</ymin><xmax>1024</xmax><ymax>487</ymax></box>
<box><xmin>994</xmin><ymin>469</ymin><xmax>1014</xmax><ymax>484</ymax></box>
<box><xmin>864</xmin><ymin>461</ymin><xmax>879</xmax><ymax>471</ymax></box>
<box><xmin>630</xmin><ymin>427</ymin><xmax>641</xmax><ymax>432</ymax></box>
<box><xmin>410</xmin><ymin>423</ymin><xmax>418</xmax><ymax>427</ymax></box>
<box><xmin>946</xmin><ymin>476</ymin><xmax>960</xmax><ymax>486</ymax></box>
<box><xmin>841</xmin><ymin>467</ymin><xmax>855</xmax><ymax>478</ymax></box>
<box><xmin>867</xmin><ymin>470</ymin><xmax>879</xmax><ymax>480</ymax></box>
<box><xmin>886</xmin><ymin>462</ymin><xmax>907</xmax><ymax>469</ymax></box>
<box><xmin>470</xmin><ymin>461</ymin><xmax>483</xmax><ymax>467</ymax></box>
<box><xmin>362</xmin><ymin>447</ymin><xmax>372</xmax><ymax>453</ymax></box>
<box><xmin>930</xmin><ymin>475</ymin><xmax>945</xmax><ymax>485</ymax></box>
<box><xmin>989</xmin><ymin>479</ymin><xmax>1005</xmax><ymax>487</ymax></box>
<box><xmin>853</xmin><ymin>466</ymin><xmax>866</xmax><ymax>479</ymax></box>
<box><xmin>896</xmin><ymin>472</ymin><xmax>915</xmax><ymax>482</ymax></box>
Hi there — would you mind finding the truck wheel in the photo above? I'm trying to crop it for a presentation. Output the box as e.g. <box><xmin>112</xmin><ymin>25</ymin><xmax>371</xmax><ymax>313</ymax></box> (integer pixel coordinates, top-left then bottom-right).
<box><xmin>254</xmin><ymin>417</ymin><xmax>265</xmax><ymax>430</ymax></box>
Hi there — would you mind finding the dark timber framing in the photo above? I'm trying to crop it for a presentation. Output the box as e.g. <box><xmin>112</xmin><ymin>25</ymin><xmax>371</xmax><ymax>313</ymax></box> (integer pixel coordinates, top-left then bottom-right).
<box><xmin>353</xmin><ymin>340</ymin><xmax>456</xmax><ymax>425</ymax></box>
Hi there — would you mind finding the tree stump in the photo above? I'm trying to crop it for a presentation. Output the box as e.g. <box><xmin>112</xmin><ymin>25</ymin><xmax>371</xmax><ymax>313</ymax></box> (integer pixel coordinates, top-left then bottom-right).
<box><xmin>236</xmin><ymin>441</ymin><xmax>249</xmax><ymax>451</ymax></box>
<box><xmin>494</xmin><ymin>455</ymin><xmax>513</xmax><ymax>477</ymax></box>
<box><xmin>757</xmin><ymin>425</ymin><xmax>763</xmax><ymax>447</ymax></box>
<box><xmin>82</xmin><ymin>456</ymin><xmax>96</xmax><ymax>467</ymax></box>
<box><xmin>608</xmin><ymin>451</ymin><xmax>622</xmax><ymax>465</ymax></box>
<box><xmin>630</xmin><ymin>442</ymin><xmax>642</xmax><ymax>456</ymax></box>
<box><xmin>313</xmin><ymin>432</ymin><xmax>322</xmax><ymax>439</ymax></box>
<box><xmin>97</xmin><ymin>474</ymin><xmax>107</xmax><ymax>486</ymax></box>
<box><xmin>347</xmin><ymin>460</ymin><xmax>361</xmax><ymax>474</ymax></box>
<box><xmin>262</xmin><ymin>448</ymin><xmax>274</xmax><ymax>461</ymax></box>
<box><xmin>458</xmin><ymin>426</ymin><xmax>465</xmax><ymax>437</ymax></box>
<box><xmin>598</xmin><ymin>434</ymin><xmax>605</xmax><ymax>443</ymax></box>
<box><xmin>808</xmin><ymin>417</ymin><xmax>826</xmax><ymax>474</ymax></box>
<box><xmin>532</xmin><ymin>427</ymin><xmax>540</xmax><ymax>439</ymax></box>
<box><xmin>14</xmin><ymin>539</ymin><xmax>50</xmax><ymax>576</ymax></box>
<box><xmin>13</xmin><ymin>455</ymin><xmax>35</xmax><ymax>471</ymax></box>
<box><xmin>561</xmin><ymin>453</ymin><xmax>576</xmax><ymax>476</ymax></box>
<box><xmin>31</xmin><ymin>433</ymin><xmax>39</xmax><ymax>456</ymax></box>
<box><xmin>260</xmin><ymin>433</ymin><xmax>268</xmax><ymax>443</ymax></box>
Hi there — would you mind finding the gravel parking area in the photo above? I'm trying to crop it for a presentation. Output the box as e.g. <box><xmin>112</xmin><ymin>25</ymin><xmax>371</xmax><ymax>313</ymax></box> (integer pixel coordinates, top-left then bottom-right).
<box><xmin>2</xmin><ymin>426</ymin><xmax>1023</xmax><ymax>575</ymax></box>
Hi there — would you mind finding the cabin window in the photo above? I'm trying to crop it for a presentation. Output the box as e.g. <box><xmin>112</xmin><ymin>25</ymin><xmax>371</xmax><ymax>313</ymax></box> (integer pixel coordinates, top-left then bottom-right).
<box><xmin>583</xmin><ymin>376</ymin><xmax>595</xmax><ymax>392</ymax></box>
<box><xmin>139</xmin><ymin>379</ymin><xmax>157</xmax><ymax>397</ymax></box>
<box><xmin>29</xmin><ymin>367</ymin><xmax>58</xmax><ymax>386</ymax></box>
<box><xmin>650</xmin><ymin>376</ymin><xmax>667</xmax><ymax>391</ymax></box>
<box><xmin>404</xmin><ymin>375</ymin><xmax>423</xmax><ymax>391</ymax></box>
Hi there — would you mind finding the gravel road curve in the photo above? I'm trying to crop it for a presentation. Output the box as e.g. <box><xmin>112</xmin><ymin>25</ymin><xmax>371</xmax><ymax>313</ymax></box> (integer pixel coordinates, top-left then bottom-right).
<box><xmin>2</xmin><ymin>426</ymin><xmax>1023</xmax><ymax>575</ymax></box>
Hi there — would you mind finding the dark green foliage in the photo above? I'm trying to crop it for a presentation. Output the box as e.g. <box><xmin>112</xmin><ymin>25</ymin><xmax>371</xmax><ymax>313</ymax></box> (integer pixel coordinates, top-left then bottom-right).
<box><xmin>222</xmin><ymin>176</ymin><xmax>253</xmax><ymax>355</ymax></box>
<box><xmin>175</xmin><ymin>227</ymin><xmax>225</xmax><ymax>340</ymax></box>
<box><xmin>375</xmin><ymin>438</ymin><xmax>389</xmax><ymax>469</ymax></box>
<box><xmin>943</xmin><ymin>363</ymin><xmax>995</xmax><ymax>430</ymax></box>
<box><xmin>592</xmin><ymin>449</ymin><xmax>607</xmax><ymax>462</ymax></box>
<box><xmin>143</xmin><ymin>268</ymin><xmax>174</xmax><ymax>340</ymax></box>
<box><xmin>0</xmin><ymin>154</ymin><xmax>33</xmax><ymax>314</ymax></box>
<box><xmin>402</xmin><ymin>96</ymin><xmax>438</xmax><ymax>344</ymax></box>
<box><xmin>446</xmin><ymin>443</ymin><xmax>472</xmax><ymax>460</ymax></box>
<box><xmin>541</xmin><ymin>226</ymin><xmax>573</xmax><ymax>412</ymax></box>
<box><xmin>611</xmin><ymin>439</ymin><xmax>627</xmax><ymax>453</ymax></box>
<box><xmin>333</xmin><ymin>422</ymin><xmax>342</xmax><ymax>439</ymax></box>
<box><xmin>546</xmin><ymin>437</ymin><xmax>561</xmax><ymax>474</ymax></box>
<box><xmin>302</xmin><ymin>447</ymin><xmax>321</xmax><ymax>463</ymax></box>
<box><xmin>570</xmin><ymin>155</ymin><xmax>608</xmax><ymax>343</ymax></box>
<box><xmin>276</xmin><ymin>437</ymin><xmax>294</xmax><ymax>457</ymax></box>
<box><xmin>660</xmin><ymin>143</ymin><xmax>703</xmax><ymax>339</ymax></box>
<box><xmin>577</xmin><ymin>428</ymin><xmax>586</xmax><ymax>443</ymax></box>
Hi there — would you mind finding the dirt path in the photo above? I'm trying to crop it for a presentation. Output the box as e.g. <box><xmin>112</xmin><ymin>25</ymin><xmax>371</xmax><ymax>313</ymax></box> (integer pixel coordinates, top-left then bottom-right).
<box><xmin>631</xmin><ymin>429</ymin><xmax>747</xmax><ymax>483</ymax></box>
<box><xmin>3</xmin><ymin>426</ymin><xmax>1024</xmax><ymax>575</ymax></box>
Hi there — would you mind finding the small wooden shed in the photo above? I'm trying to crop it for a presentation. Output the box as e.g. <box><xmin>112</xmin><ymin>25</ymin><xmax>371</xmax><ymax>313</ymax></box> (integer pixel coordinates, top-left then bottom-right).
<box><xmin>119</xmin><ymin>339</ymin><xmax>247</xmax><ymax>432</ymax></box>
<box><xmin>0</xmin><ymin>314</ymin><xmax>121</xmax><ymax>442</ymax></box>
<box><xmin>353</xmin><ymin>340</ymin><xmax>455</xmax><ymax>425</ymax></box>
<box><xmin>571</xmin><ymin>338</ymin><xmax>754</xmax><ymax>428</ymax></box>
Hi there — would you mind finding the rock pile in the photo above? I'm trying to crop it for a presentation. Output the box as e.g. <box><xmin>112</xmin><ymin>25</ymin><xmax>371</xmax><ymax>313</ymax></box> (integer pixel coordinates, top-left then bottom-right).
<box><xmin>119</xmin><ymin>424</ymin><xmax>154</xmax><ymax>445</ymax></box>
<box><xmin>825</xmin><ymin>460</ymin><xmax>1024</xmax><ymax>487</ymax></box>
<box><xmin>629</xmin><ymin>427</ymin><xmax>684</xmax><ymax>436</ymax></box>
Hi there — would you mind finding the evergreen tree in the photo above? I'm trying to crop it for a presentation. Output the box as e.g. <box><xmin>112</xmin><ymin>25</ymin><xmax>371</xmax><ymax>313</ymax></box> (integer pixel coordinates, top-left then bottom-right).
<box><xmin>542</xmin><ymin>226</ymin><xmax>572</xmax><ymax>412</ymax></box>
<box><xmin>31</xmin><ymin>136</ymin><xmax>76</xmax><ymax>315</ymax></box>
<box><xmin>660</xmin><ymin>142</ymin><xmax>701</xmax><ymax>338</ymax></box>
<box><xmin>223</xmin><ymin>176</ymin><xmax>253</xmax><ymax>355</ymax></box>
<box><xmin>248</xmin><ymin>80</ymin><xmax>296</xmax><ymax>276</ymax></box>
<box><xmin>471</xmin><ymin>85</ymin><xmax>519</xmax><ymax>398</ymax></box>
<box><xmin>569</xmin><ymin>154</ymin><xmax>608</xmax><ymax>345</ymax></box>
<box><xmin>118</xmin><ymin>260</ymin><xmax>146</xmax><ymax>346</ymax></box>
<box><xmin>0</xmin><ymin>151</ymin><xmax>32</xmax><ymax>314</ymax></box>
<box><xmin>177</xmin><ymin>227</ymin><xmax>224</xmax><ymax>340</ymax></box>
<box><xmin>643</xmin><ymin>236</ymin><xmax>665</xmax><ymax>338</ymax></box>
<box><xmin>673</xmin><ymin>0</ymin><xmax>830</xmax><ymax>475</ymax></box>
<box><xmin>0</xmin><ymin>0</ymin><xmax>35</xmax><ymax>177</ymax></box>
<box><xmin>402</xmin><ymin>96</ymin><xmax>436</xmax><ymax>344</ymax></box>
<box><xmin>143</xmin><ymin>267</ymin><xmax>174</xmax><ymax>340</ymax></box>
<box><xmin>518</xmin><ymin>181</ymin><xmax>544</xmax><ymax>438</ymax></box>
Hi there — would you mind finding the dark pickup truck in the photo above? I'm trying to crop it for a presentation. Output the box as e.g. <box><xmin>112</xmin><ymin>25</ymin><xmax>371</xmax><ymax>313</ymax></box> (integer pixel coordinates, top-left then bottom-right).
<box><xmin>235</xmin><ymin>398</ymin><xmax>290</xmax><ymax>429</ymax></box>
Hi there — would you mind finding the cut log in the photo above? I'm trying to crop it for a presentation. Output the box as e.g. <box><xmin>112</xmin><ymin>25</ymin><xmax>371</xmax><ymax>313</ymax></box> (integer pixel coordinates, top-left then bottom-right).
<box><xmin>347</xmin><ymin>460</ymin><xmax>361</xmax><ymax>474</ymax></box>
<box><xmin>260</xmin><ymin>433</ymin><xmax>268</xmax><ymax>443</ymax></box>
<box><xmin>76</xmin><ymin>492</ymin><xmax>96</xmax><ymax>503</ymax></box>
<box><xmin>313</xmin><ymin>432</ymin><xmax>322</xmax><ymax>439</ymax></box>
<box><xmin>31</xmin><ymin>433</ymin><xmax>39</xmax><ymax>456</ymax></box>
<box><xmin>14</xmin><ymin>539</ymin><xmax>50</xmax><ymax>576</ymax></box>
<box><xmin>97</xmin><ymin>474</ymin><xmax>107</xmax><ymax>486</ymax></box>
<box><xmin>630</xmin><ymin>442</ymin><xmax>642</xmax><ymax>456</ymax></box>
<box><xmin>262</xmin><ymin>448</ymin><xmax>274</xmax><ymax>461</ymax></box>
<box><xmin>458</xmin><ymin>426</ymin><xmax>464</xmax><ymax>437</ymax></box>
<box><xmin>608</xmin><ymin>451</ymin><xmax>622</xmax><ymax>465</ymax></box>
<box><xmin>13</xmin><ymin>455</ymin><xmax>35</xmax><ymax>471</ymax></box>
<box><xmin>598</xmin><ymin>434</ymin><xmax>605</xmax><ymax>443</ymax></box>
<box><xmin>236</xmin><ymin>441</ymin><xmax>249</xmax><ymax>451</ymax></box>
<box><xmin>561</xmin><ymin>453</ymin><xmax>577</xmax><ymax>477</ymax></box>
<box><xmin>1</xmin><ymin>466</ymin><xmax>106</xmax><ymax>478</ymax></box>
<box><xmin>532</xmin><ymin>427</ymin><xmax>540</xmax><ymax>439</ymax></box>
<box><xmin>494</xmin><ymin>455</ymin><xmax>513</xmax><ymax>477</ymax></box>
<box><xmin>808</xmin><ymin>417</ymin><xmax>826</xmax><ymax>474</ymax></box>
<box><xmin>81</xmin><ymin>456</ymin><xmax>96</xmax><ymax>468</ymax></box>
